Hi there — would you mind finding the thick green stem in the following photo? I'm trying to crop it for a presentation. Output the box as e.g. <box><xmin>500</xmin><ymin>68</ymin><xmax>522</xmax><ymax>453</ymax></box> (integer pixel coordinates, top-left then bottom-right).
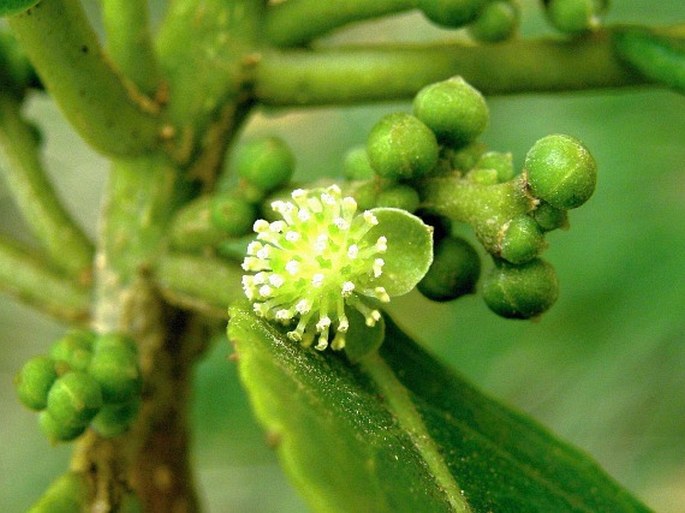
<box><xmin>360</xmin><ymin>351</ymin><xmax>472</xmax><ymax>513</ymax></box>
<box><xmin>156</xmin><ymin>252</ymin><xmax>243</xmax><ymax>318</ymax></box>
<box><xmin>8</xmin><ymin>0</ymin><xmax>162</xmax><ymax>157</ymax></box>
<box><xmin>74</xmin><ymin>156</ymin><xmax>201</xmax><ymax>513</ymax></box>
<box><xmin>419</xmin><ymin>174</ymin><xmax>536</xmax><ymax>253</ymax></box>
<box><xmin>0</xmin><ymin>94</ymin><xmax>94</xmax><ymax>278</ymax></box>
<box><xmin>264</xmin><ymin>0</ymin><xmax>417</xmax><ymax>47</ymax></box>
<box><xmin>102</xmin><ymin>0</ymin><xmax>163</xmax><ymax>98</ymax></box>
<box><xmin>0</xmin><ymin>236</ymin><xmax>90</xmax><ymax>323</ymax></box>
<box><xmin>255</xmin><ymin>29</ymin><xmax>647</xmax><ymax>105</ymax></box>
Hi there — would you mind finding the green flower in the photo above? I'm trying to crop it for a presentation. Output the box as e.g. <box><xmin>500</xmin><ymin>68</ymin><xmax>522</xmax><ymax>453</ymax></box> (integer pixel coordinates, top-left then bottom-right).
<box><xmin>242</xmin><ymin>185</ymin><xmax>433</xmax><ymax>356</ymax></box>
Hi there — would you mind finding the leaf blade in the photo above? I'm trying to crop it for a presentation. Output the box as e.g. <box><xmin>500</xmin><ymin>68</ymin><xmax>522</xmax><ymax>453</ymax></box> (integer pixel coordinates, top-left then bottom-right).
<box><xmin>228</xmin><ymin>302</ymin><xmax>652</xmax><ymax>513</ymax></box>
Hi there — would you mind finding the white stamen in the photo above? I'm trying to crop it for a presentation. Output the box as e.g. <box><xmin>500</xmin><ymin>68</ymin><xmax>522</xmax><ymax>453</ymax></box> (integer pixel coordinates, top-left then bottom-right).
<box><xmin>285</xmin><ymin>260</ymin><xmax>299</xmax><ymax>275</ymax></box>
<box><xmin>312</xmin><ymin>273</ymin><xmax>325</xmax><ymax>287</ymax></box>
<box><xmin>347</xmin><ymin>245</ymin><xmax>359</xmax><ymax>258</ymax></box>
<box><xmin>341</xmin><ymin>281</ymin><xmax>355</xmax><ymax>296</ymax></box>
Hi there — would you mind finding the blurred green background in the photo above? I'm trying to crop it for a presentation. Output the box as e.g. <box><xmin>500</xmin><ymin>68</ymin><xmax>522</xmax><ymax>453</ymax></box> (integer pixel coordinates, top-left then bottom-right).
<box><xmin>1</xmin><ymin>1</ymin><xmax>684</xmax><ymax>512</ymax></box>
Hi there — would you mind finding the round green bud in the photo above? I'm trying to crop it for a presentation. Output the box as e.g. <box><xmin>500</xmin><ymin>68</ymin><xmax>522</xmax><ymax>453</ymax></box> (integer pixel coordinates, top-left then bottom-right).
<box><xmin>91</xmin><ymin>399</ymin><xmax>140</xmax><ymax>438</ymax></box>
<box><xmin>418</xmin><ymin>236</ymin><xmax>481</xmax><ymax>301</ymax></box>
<box><xmin>26</xmin><ymin>472</ymin><xmax>88</xmax><ymax>511</ymax></box>
<box><xmin>367</xmin><ymin>112</ymin><xmax>439</xmax><ymax>180</ymax></box>
<box><xmin>413</xmin><ymin>76</ymin><xmax>489</xmax><ymax>149</ymax></box>
<box><xmin>46</xmin><ymin>372</ymin><xmax>103</xmax><ymax>428</ymax></box>
<box><xmin>15</xmin><ymin>356</ymin><xmax>58</xmax><ymax>411</ymax></box>
<box><xmin>210</xmin><ymin>192</ymin><xmax>257</xmax><ymax>237</ymax></box>
<box><xmin>89</xmin><ymin>343</ymin><xmax>141</xmax><ymax>404</ymax></box>
<box><xmin>467</xmin><ymin>167</ymin><xmax>499</xmax><ymax>185</ymax></box>
<box><xmin>235</xmin><ymin>137</ymin><xmax>295</xmax><ymax>192</ymax></box>
<box><xmin>351</xmin><ymin>180</ymin><xmax>379</xmax><ymax>210</ymax></box>
<box><xmin>39</xmin><ymin>411</ymin><xmax>87</xmax><ymax>443</ymax></box>
<box><xmin>469</xmin><ymin>1</ymin><xmax>520</xmax><ymax>42</ymax></box>
<box><xmin>524</xmin><ymin>134</ymin><xmax>597</xmax><ymax>209</ymax></box>
<box><xmin>50</xmin><ymin>329</ymin><xmax>95</xmax><ymax>372</ymax></box>
<box><xmin>0</xmin><ymin>0</ymin><xmax>40</xmax><ymax>17</ymax></box>
<box><xmin>543</xmin><ymin>0</ymin><xmax>607</xmax><ymax>34</ymax></box>
<box><xmin>93</xmin><ymin>332</ymin><xmax>138</xmax><ymax>356</ymax></box>
<box><xmin>533</xmin><ymin>201</ymin><xmax>569</xmax><ymax>231</ymax></box>
<box><xmin>451</xmin><ymin>141</ymin><xmax>487</xmax><ymax>171</ymax></box>
<box><xmin>343</xmin><ymin>146</ymin><xmax>375</xmax><ymax>181</ymax></box>
<box><xmin>475</xmin><ymin>151</ymin><xmax>514</xmax><ymax>182</ymax></box>
<box><xmin>418</xmin><ymin>0</ymin><xmax>485</xmax><ymax>28</ymax></box>
<box><xmin>376</xmin><ymin>184</ymin><xmax>421</xmax><ymax>213</ymax></box>
<box><xmin>238</xmin><ymin>180</ymin><xmax>267</xmax><ymax>204</ymax></box>
<box><xmin>499</xmin><ymin>215</ymin><xmax>546</xmax><ymax>264</ymax></box>
<box><xmin>483</xmin><ymin>258</ymin><xmax>559</xmax><ymax>319</ymax></box>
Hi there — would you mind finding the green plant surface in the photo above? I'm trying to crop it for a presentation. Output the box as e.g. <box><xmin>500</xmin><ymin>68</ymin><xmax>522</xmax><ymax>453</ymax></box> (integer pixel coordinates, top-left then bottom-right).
<box><xmin>229</xmin><ymin>302</ymin><xmax>651</xmax><ymax>513</ymax></box>
<box><xmin>1</xmin><ymin>1</ymin><xmax>684</xmax><ymax>512</ymax></box>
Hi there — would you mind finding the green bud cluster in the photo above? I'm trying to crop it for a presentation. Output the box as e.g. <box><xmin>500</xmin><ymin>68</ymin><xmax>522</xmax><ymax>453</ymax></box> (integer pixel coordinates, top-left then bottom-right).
<box><xmin>542</xmin><ymin>0</ymin><xmax>609</xmax><ymax>35</ymax></box>
<box><xmin>341</xmin><ymin>76</ymin><xmax>596</xmax><ymax>318</ymax></box>
<box><xmin>15</xmin><ymin>330</ymin><xmax>142</xmax><ymax>442</ymax></box>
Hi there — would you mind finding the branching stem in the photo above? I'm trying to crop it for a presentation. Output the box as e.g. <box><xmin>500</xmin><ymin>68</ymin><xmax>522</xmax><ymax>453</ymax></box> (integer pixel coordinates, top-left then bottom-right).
<box><xmin>8</xmin><ymin>0</ymin><xmax>162</xmax><ymax>157</ymax></box>
<box><xmin>255</xmin><ymin>29</ymin><xmax>647</xmax><ymax>106</ymax></box>
<box><xmin>0</xmin><ymin>93</ymin><xmax>94</xmax><ymax>278</ymax></box>
<box><xmin>0</xmin><ymin>236</ymin><xmax>90</xmax><ymax>323</ymax></box>
<box><xmin>102</xmin><ymin>0</ymin><xmax>163</xmax><ymax>98</ymax></box>
<box><xmin>264</xmin><ymin>0</ymin><xmax>416</xmax><ymax>47</ymax></box>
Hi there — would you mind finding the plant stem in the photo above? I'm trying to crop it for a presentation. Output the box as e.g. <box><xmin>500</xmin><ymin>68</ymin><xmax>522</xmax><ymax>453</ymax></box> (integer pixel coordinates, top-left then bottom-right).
<box><xmin>360</xmin><ymin>351</ymin><xmax>472</xmax><ymax>513</ymax></box>
<box><xmin>102</xmin><ymin>0</ymin><xmax>163</xmax><ymax>98</ymax></box>
<box><xmin>255</xmin><ymin>29</ymin><xmax>647</xmax><ymax>105</ymax></box>
<box><xmin>8</xmin><ymin>0</ymin><xmax>162</xmax><ymax>157</ymax></box>
<box><xmin>0</xmin><ymin>236</ymin><xmax>90</xmax><ymax>323</ymax></box>
<box><xmin>156</xmin><ymin>252</ymin><xmax>244</xmax><ymax>318</ymax></box>
<box><xmin>0</xmin><ymin>94</ymin><xmax>94</xmax><ymax>279</ymax></box>
<box><xmin>264</xmin><ymin>0</ymin><xmax>416</xmax><ymax>47</ymax></box>
<box><xmin>419</xmin><ymin>173</ymin><xmax>536</xmax><ymax>253</ymax></box>
<box><xmin>74</xmin><ymin>156</ymin><xmax>201</xmax><ymax>513</ymax></box>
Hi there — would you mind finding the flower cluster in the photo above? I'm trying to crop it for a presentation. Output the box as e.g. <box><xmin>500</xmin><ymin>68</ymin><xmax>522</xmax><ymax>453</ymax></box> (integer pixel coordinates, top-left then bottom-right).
<box><xmin>242</xmin><ymin>186</ymin><xmax>391</xmax><ymax>351</ymax></box>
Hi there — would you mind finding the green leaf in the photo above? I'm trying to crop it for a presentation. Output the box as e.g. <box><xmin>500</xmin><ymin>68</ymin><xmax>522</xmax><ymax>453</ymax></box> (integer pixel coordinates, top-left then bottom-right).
<box><xmin>365</xmin><ymin>207</ymin><xmax>434</xmax><ymax>297</ymax></box>
<box><xmin>229</xmin><ymin>301</ymin><xmax>652</xmax><ymax>513</ymax></box>
<box><xmin>614</xmin><ymin>27</ymin><xmax>685</xmax><ymax>94</ymax></box>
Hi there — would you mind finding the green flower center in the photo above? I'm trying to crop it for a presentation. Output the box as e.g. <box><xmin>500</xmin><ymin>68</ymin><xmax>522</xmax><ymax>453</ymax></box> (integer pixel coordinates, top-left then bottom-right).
<box><xmin>242</xmin><ymin>185</ymin><xmax>390</xmax><ymax>351</ymax></box>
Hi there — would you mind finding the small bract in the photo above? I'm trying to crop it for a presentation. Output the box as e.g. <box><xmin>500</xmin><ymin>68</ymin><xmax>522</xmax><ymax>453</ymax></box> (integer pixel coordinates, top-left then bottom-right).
<box><xmin>241</xmin><ymin>185</ymin><xmax>433</xmax><ymax>355</ymax></box>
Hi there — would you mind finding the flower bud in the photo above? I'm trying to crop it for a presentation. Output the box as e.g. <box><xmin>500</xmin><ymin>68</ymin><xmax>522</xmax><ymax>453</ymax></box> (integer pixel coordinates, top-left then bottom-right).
<box><xmin>89</xmin><ymin>334</ymin><xmax>141</xmax><ymax>404</ymax></box>
<box><xmin>91</xmin><ymin>399</ymin><xmax>141</xmax><ymax>438</ymax></box>
<box><xmin>542</xmin><ymin>0</ymin><xmax>608</xmax><ymax>35</ymax></box>
<box><xmin>46</xmin><ymin>372</ymin><xmax>103</xmax><ymax>429</ymax></box>
<box><xmin>532</xmin><ymin>201</ymin><xmax>569</xmax><ymax>231</ymax></box>
<box><xmin>235</xmin><ymin>137</ymin><xmax>295</xmax><ymax>192</ymax></box>
<box><xmin>469</xmin><ymin>1</ymin><xmax>520</xmax><ymax>43</ymax></box>
<box><xmin>15</xmin><ymin>356</ymin><xmax>58</xmax><ymax>411</ymax></box>
<box><xmin>210</xmin><ymin>192</ymin><xmax>258</xmax><ymax>237</ymax></box>
<box><xmin>524</xmin><ymin>134</ymin><xmax>597</xmax><ymax>209</ymax></box>
<box><xmin>418</xmin><ymin>236</ymin><xmax>481</xmax><ymax>301</ymax></box>
<box><xmin>418</xmin><ymin>0</ymin><xmax>485</xmax><ymax>28</ymax></box>
<box><xmin>343</xmin><ymin>146</ymin><xmax>375</xmax><ymax>181</ymax></box>
<box><xmin>376</xmin><ymin>184</ymin><xmax>420</xmax><ymax>213</ymax></box>
<box><xmin>39</xmin><ymin>411</ymin><xmax>87</xmax><ymax>443</ymax></box>
<box><xmin>499</xmin><ymin>215</ymin><xmax>546</xmax><ymax>264</ymax></box>
<box><xmin>413</xmin><ymin>76</ymin><xmax>489</xmax><ymax>149</ymax></box>
<box><xmin>483</xmin><ymin>258</ymin><xmax>559</xmax><ymax>319</ymax></box>
<box><xmin>50</xmin><ymin>329</ymin><xmax>95</xmax><ymax>372</ymax></box>
<box><xmin>474</xmin><ymin>151</ymin><xmax>514</xmax><ymax>182</ymax></box>
<box><xmin>367</xmin><ymin>113</ymin><xmax>439</xmax><ymax>180</ymax></box>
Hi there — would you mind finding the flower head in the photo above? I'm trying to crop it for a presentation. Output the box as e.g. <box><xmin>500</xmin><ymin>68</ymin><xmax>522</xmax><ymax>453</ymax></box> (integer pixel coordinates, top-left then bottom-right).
<box><xmin>242</xmin><ymin>185</ymin><xmax>391</xmax><ymax>351</ymax></box>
